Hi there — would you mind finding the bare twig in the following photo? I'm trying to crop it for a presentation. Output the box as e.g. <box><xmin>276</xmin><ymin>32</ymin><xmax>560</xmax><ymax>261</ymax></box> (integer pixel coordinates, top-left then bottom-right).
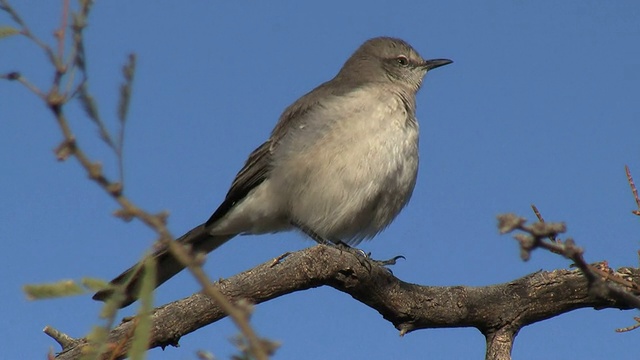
<box><xmin>1</xmin><ymin>71</ymin><xmax>47</xmax><ymax>98</ymax></box>
<box><xmin>498</xmin><ymin>213</ymin><xmax>640</xmax><ymax>309</ymax></box>
<box><xmin>43</xmin><ymin>326</ymin><xmax>79</xmax><ymax>350</ymax></box>
<box><xmin>0</xmin><ymin>0</ymin><xmax>57</xmax><ymax>65</ymax></box>
<box><xmin>54</xmin><ymin>0</ymin><xmax>69</xmax><ymax>62</ymax></box>
<box><xmin>625</xmin><ymin>165</ymin><xmax>640</xmax><ymax>216</ymax></box>
<box><xmin>530</xmin><ymin>204</ymin><xmax>558</xmax><ymax>243</ymax></box>
<box><xmin>616</xmin><ymin>316</ymin><xmax>640</xmax><ymax>333</ymax></box>
<box><xmin>115</xmin><ymin>54</ymin><xmax>136</xmax><ymax>183</ymax></box>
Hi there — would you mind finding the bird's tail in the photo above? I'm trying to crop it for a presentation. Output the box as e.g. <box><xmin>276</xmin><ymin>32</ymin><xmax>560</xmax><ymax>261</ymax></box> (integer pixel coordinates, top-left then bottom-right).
<box><xmin>92</xmin><ymin>223</ymin><xmax>235</xmax><ymax>308</ymax></box>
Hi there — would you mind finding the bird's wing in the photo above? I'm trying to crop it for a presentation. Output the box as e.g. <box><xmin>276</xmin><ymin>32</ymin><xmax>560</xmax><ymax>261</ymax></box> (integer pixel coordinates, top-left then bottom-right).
<box><xmin>206</xmin><ymin>140</ymin><xmax>273</xmax><ymax>226</ymax></box>
<box><xmin>206</xmin><ymin>79</ymin><xmax>345</xmax><ymax>226</ymax></box>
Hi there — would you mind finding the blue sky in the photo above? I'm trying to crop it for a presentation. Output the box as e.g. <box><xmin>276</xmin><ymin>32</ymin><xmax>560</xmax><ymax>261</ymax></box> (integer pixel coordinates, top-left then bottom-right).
<box><xmin>2</xmin><ymin>1</ymin><xmax>639</xmax><ymax>359</ymax></box>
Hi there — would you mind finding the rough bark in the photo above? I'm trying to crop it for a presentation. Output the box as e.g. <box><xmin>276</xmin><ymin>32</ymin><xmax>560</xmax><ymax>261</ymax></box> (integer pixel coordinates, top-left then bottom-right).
<box><xmin>51</xmin><ymin>245</ymin><xmax>639</xmax><ymax>360</ymax></box>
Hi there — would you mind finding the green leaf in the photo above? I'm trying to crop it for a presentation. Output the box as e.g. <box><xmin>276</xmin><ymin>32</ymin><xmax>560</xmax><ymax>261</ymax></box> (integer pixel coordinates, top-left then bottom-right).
<box><xmin>80</xmin><ymin>326</ymin><xmax>110</xmax><ymax>360</ymax></box>
<box><xmin>127</xmin><ymin>255</ymin><xmax>156</xmax><ymax>360</ymax></box>
<box><xmin>23</xmin><ymin>280</ymin><xmax>84</xmax><ymax>300</ymax></box>
<box><xmin>0</xmin><ymin>26</ymin><xmax>20</xmax><ymax>39</ymax></box>
<box><xmin>81</xmin><ymin>277</ymin><xmax>110</xmax><ymax>292</ymax></box>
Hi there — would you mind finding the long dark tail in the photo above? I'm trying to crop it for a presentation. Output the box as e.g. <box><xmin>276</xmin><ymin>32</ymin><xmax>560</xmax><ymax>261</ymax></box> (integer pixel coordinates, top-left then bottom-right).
<box><xmin>92</xmin><ymin>223</ymin><xmax>235</xmax><ymax>308</ymax></box>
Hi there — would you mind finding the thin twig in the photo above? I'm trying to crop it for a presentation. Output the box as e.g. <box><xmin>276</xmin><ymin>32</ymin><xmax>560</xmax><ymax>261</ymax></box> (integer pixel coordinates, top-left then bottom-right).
<box><xmin>530</xmin><ymin>206</ymin><xmax>640</xmax><ymax>293</ymax></box>
<box><xmin>531</xmin><ymin>204</ymin><xmax>558</xmax><ymax>243</ymax></box>
<box><xmin>625</xmin><ymin>165</ymin><xmax>640</xmax><ymax>216</ymax></box>
<box><xmin>0</xmin><ymin>0</ymin><xmax>57</xmax><ymax>65</ymax></box>
<box><xmin>115</xmin><ymin>54</ymin><xmax>136</xmax><ymax>183</ymax></box>
<box><xmin>4</xmin><ymin>1</ymin><xmax>271</xmax><ymax>358</ymax></box>
<box><xmin>1</xmin><ymin>72</ymin><xmax>47</xmax><ymax>98</ymax></box>
<box><xmin>498</xmin><ymin>213</ymin><xmax>640</xmax><ymax>309</ymax></box>
<box><xmin>54</xmin><ymin>0</ymin><xmax>69</xmax><ymax>61</ymax></box>
<box><xmin>616</xmin><ymin>317</ymin><xmax>640</xmax><ymax>333</ymax></box>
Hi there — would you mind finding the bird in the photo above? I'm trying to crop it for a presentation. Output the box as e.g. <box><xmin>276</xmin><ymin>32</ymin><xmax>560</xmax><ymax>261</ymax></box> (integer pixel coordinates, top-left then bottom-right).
<box><xmin>93</xmin><ymin>36</ymin><xmax>452</xmax><ymax>307</ymax></box>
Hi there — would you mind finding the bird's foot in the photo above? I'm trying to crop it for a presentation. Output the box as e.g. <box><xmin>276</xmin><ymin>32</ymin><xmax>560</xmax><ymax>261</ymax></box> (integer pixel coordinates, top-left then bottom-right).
<box><xmin>291</xmin><ymin>221</ymin><xmax>405</xmax><ymax>269</ymax></box>
<box><xmin>334</xmin><ymin>243</ymin><xmax>405</xmax><ymax>271</ymax></box>
<box><xmin>367</xmin><ymin>253</ymin><xmax>406</xmax><ymax>267</ymax></box>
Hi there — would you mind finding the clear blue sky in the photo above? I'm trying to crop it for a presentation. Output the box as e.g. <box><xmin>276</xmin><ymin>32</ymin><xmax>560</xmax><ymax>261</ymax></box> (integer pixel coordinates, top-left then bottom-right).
<box><xmin>2</xmin><ymin>1</ymin><xmax>639</xmax><ymax>359</ymax></box>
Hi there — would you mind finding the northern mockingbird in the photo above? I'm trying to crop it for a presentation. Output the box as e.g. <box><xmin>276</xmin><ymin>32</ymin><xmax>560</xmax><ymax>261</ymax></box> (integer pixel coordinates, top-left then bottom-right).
<box><xmin>94</xmin><ymin>36</ymin><xmax>452</xmax><ymax>307</ymax></box>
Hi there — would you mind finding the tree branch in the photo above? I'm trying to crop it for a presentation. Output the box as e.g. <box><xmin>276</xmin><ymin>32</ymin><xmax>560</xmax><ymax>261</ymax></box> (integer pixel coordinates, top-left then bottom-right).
<box><xmin>485</xmin><ymin>326</ymin><xmax>517</xmax><ymax>360</ymax></box>
<box><xmin>50</xmin><ymin>244</ymin><xmax>640</xmax><ymax>360</ymax></box>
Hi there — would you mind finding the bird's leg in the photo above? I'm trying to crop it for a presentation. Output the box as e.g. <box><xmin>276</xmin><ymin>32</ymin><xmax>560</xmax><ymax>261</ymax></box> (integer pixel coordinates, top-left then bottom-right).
<box><xmin>290</xmin><ymin>220</ymin><xmax>335</xmax><ymax>245</ymax></box>
<box><xmin>290</xmin><ymin>220</ymin><xmax>367</xmax><ymax>264</ymax></box>
<box><xmin>290</xmin><ymin>220</ymin><xmax>404</xmax><ymax>269</ymax></box>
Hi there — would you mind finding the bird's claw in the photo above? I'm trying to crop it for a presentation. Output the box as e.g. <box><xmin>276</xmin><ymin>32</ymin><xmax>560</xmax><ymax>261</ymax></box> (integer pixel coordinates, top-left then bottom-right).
<box><xmin>370</xmin><ymin>254</ymin><xmax>406</xmax><ymax>267</ymax></box>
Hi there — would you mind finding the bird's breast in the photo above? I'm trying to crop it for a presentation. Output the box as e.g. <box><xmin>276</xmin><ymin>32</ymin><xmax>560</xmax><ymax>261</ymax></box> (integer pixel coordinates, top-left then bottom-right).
<box><xmin>272</xmin><ymin>87</ymin><xmax>420</xmax><ymax>243</ymax></box>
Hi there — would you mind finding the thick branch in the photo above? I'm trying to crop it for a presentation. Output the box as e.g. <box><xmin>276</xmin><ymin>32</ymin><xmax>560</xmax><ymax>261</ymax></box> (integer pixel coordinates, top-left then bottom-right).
<box><xmin>485</xmin><ymin>326</ymin><xmax>517</xmax><ymax>360</ymax></box>
<box><xmin>52</xmin><ymin>245</ymin><xmax>639</xmax><ymax>359</ymax></box>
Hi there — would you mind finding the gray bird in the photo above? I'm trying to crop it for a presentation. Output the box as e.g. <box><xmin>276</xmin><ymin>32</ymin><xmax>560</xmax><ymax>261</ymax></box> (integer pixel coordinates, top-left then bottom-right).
<box><xmin>94</xmin><ymin>37</ymin><xmax>452</xmax><ymax>307</ymax></box>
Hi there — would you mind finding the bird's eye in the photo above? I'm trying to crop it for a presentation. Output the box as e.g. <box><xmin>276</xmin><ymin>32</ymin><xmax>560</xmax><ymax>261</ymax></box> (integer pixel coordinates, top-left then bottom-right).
<box><xmin>396</xmin><ymin>56</ymin><xmax>409</xmax><ymax>66</ymax></box>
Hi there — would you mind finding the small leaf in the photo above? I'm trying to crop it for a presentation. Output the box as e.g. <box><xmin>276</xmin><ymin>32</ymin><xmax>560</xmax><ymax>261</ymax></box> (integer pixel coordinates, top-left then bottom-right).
<box><xmin>0</xmin><ymin>26</ymin><xmax>20</xmax><ymax>39</ymax></box>
<box><xmin>496</xmin><ymin>213</ymin><xmax>525</xmax><ymax>234</ymax></box>
<box><xmin>529</xmin><ymin>221</ymin><xmax>566</xmax><ymax>238</ymax></box>
<box><xmin>81</xmin><ymin>277</ymin><xmax>110</xmax><ymax>292</ymax></box>
<box><xmin>139</xmin><ymin>255</ymin><xmax>156</xmax><ymax>310</ymax></box>
<box><xmin>99</xmin><ymin>291</ymin><xmax>124</xmax><ymax>319</ymax></box>
<box><xmin>23</xmin><ymin>280</ymin><xmax>84</xmax><ymax>300</ymax></box>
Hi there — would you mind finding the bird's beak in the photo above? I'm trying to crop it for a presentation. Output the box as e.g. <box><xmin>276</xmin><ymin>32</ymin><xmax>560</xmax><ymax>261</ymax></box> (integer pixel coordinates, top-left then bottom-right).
<box><xmin>422</xmin><ymin>59</ymin><xmax>453</xmax><ymax>71</ymax></box>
